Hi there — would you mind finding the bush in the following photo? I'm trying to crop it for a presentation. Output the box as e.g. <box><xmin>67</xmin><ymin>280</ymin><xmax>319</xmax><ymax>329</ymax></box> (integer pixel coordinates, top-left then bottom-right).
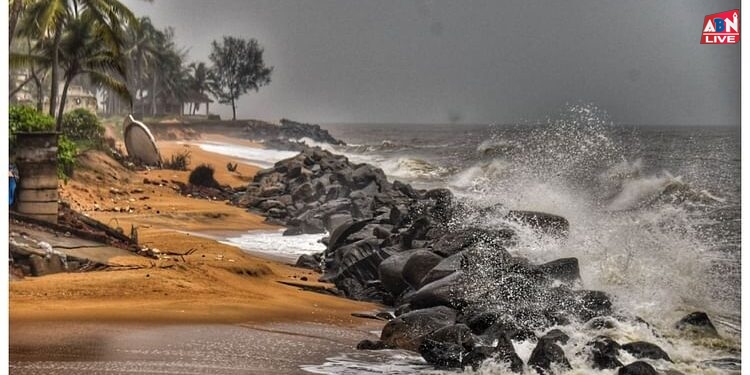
<box><xmin>57</xmin><ymin>135</ymin><xmax>78</xmax><ymax>179</ymax></box>
<box><xmin>61</xmin><ymin>108</ymin><xmax>104</xmax><ymax>142</ymax></box>
<box><xmin>9</xmin><ymin>105</ymin><xmax>55</xmax><ymax>144</ymax></box>
<box><xmin>163</xmin><ymin>150</ymin><xmax>191</xmax><ymax>171</ymax></box>
<box><xmin>8</xmin><ymin>106</ymin><xmax>78</xmax><ymax>179</ymax></box>
<box><xmin>188</xmin><ymin>164</ymin><xmax>220</xmax><ymax>188</ymax></box>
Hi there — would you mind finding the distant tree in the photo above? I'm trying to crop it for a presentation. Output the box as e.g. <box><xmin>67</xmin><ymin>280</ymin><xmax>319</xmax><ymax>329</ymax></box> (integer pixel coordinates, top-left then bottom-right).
<box><xmin>207</xmin><ymin>36</ymin><xmax>272</xmax><ymax>120</ymax></box>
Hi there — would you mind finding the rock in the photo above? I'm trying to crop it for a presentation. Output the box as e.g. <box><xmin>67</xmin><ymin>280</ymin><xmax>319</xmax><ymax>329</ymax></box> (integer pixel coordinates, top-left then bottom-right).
<box><xmin>378</xmin><ymin>249</ymin><xmax>422</xmax><ymax>296</ymax></box>
<box><xmin>401</xmin><ymin>250</ymin><xmax>443</xmax><ymax>290</ymax></box>
<box><xmin>327</xmin><ymin>219</ymin><xmax>373</xmax><ymax>252</ymax></box>
<box><xmin>325</xmin><ymin>213</ymin><xmax>353</xmax><ymax>233</ymax></box>
<box><xmin>540</xmin><ymin>329</ymin><xmax>569</xmax><ymax>345</ymax></box>
<box><xmin>586</xmin><ymin>316</ymin><xmax>618</xmax><ymax>330</ymax></box>
<box><xmin>480</xmin><ymin>315</ymin><xmax>536</xmax><ymax>341</ymax></box>
<box><xmin>618</xmin><ymin>361</ymin><xmax>658</xmax><ymax>375</ymax></box>
<box><xmin>621</xmin><ymin>341</ymin><xmax>672</xmax><ymax>362</ymax></box>
<box><xmin>577</xmin><ymin>290</ymin><xmax>613</xmax><ymax>321</ymax></box>
<box><xmin>418</xmin><ymin>324</ymin><xmax>474</xmax><ymax>368</ymax></box>
<box><xmin>536</xmin><ymin>257</ymin><xmax>580</xmax><ymax>284</ymax></box>
<box><xmin>322</xmin><ymin>239</ymin><xmax>392</xmax><ymax>300</ymax></box>
<box><xmin>462</xmin><ymin>334</ymin><xmax>524</xmax><ymax>373</ymax></box>
<box><xmin>258</xmin><ymin>199</ymin><xmax>286</xmax><ymax>211</ymax></box>
<box><xmin>28</xmin><ymin>254</ymin><xmax>66</xmax><ymax>276</ymax></box>
<box><xmin>527</xmin><ymin>338</ymin><xmax>571</xmax><ymax>374</ymax></box>
<box><xmin>283</xmin><ymin>226</ymin><xmax>304</xmax><ymax>236</ymax></box>
<box><xmin>586</xmin><ymin>336</ymin><xmax>622</xmax><ymax>370</ymax></box>
<box><xmin>356</xmin><ymin>339</ymin><xmax>390</xmax><ymax>350</ymax></box>
<box><xmin>400</xmin><ymin>216</ymin><xmax>432</xmax><ymax>249</ymax></box>
<box><xmin>376</xmin><ymin>311</ymin><xmax>395</xmax><ymax>321</ymax></box>
<box><xmin>675</xmin><ymin>311</ymin><xmax>720</xmax><ymax>338</ymax></box>
<box><xmin>507</xmin><ymin>210</ymin><xmax>569</xmax><ymax>237</ymax></box>
<box><xmin>380</xmin><ymin>306</ymin><xmax>457</xmax><ymax>351</ymax></box>
<box><xmin>419</xmin><ymin>252</ymin><xmax>463</xmax><ymax>286</ymax></box>
<box><xmin>372</xmin><ymin>225</ymin><xmax>393</xmax><ymax>239</ymax></box>
<box><xmin>295</xmin><ymin>253</ymin><xmax>321</xmax><ymax>271</ymax></box>
<box><xmin>408</xmin><ymin>271</ymin><xmax>467</xmax><ymax>310</ymax></box>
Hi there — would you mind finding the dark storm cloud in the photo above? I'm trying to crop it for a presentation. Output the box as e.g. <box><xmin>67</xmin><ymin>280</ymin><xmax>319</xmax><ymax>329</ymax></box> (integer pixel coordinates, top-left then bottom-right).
<box><xmin>122</xmin><ymin>0</ymin><xmax>740</xmax><ymax>125</ymax></box>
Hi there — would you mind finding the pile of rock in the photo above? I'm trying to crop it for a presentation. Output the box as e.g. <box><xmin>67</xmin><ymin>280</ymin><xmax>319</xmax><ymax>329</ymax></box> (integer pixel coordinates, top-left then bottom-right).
<box><xmin>234</xmin><ymin>145</ymin><xmax>719</xmax><ymax>373</ymax></box>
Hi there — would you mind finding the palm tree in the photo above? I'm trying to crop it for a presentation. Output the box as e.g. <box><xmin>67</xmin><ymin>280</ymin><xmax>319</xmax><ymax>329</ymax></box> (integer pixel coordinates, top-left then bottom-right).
<box><xmin>188</xmin><ymin>61</ymin><xmax>210</xmax><ymax>115</ymax></box>
<box><xmin>121</xmin><ymin>17</ymin><xmax>160</xmax><ymax>114</ymax></box>
<box><xmin>15</xmin><ymin>0</ymin><xmax>136</xmax><ymax>119</ymax></box>
<box><xmin>12</xmin><ymin>14</ymin><xmax>132</xmax><ymax>130</ymax></box>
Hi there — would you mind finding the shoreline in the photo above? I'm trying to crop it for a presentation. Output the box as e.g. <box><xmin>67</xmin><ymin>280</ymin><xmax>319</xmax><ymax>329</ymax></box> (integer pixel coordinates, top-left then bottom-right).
<box><xmin>11</xmin><ymin>131</ymin><xmax>383</xmax><ymax>327</ymax></box>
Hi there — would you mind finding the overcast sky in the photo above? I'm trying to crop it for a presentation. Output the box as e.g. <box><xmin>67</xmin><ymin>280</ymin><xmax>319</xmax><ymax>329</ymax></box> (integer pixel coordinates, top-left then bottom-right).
<box><xmin>122</xmin><ymin>0</ymin><xmax>740</xmax><ymax>125</ymax></box>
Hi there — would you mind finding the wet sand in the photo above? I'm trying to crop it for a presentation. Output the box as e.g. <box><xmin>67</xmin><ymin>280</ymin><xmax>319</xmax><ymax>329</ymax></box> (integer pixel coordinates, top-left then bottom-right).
<box><xmin>10</xmin><ymin>133</ymin><xmax>384</xmax><ymax>374</ymax></box>
<box><xmin>10</xmin><ymin>321</ymin><xmax>382</xmax><ymax>375</ymax></box>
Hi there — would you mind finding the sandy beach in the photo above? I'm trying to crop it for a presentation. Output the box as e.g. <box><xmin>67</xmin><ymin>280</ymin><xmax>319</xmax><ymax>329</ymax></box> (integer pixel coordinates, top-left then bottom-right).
<box><xmin>10</xmin><ymin>133</ymin><xmax>384</xmax><ymax>374</ymax></box>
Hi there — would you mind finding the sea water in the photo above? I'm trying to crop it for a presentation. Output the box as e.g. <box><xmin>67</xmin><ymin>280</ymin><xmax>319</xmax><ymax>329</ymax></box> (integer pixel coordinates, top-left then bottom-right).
<box><xmin>209</xmin><ymin>103</ymin><xmax>741</xmax><ymax>374</ymax></box>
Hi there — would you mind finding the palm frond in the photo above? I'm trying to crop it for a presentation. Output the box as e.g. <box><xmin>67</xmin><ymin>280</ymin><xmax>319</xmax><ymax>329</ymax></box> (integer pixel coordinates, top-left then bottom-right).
<box><xmin>85</xmin><ymin>69</ymin><xmax>132</xmax><ymax>105</ymax></box>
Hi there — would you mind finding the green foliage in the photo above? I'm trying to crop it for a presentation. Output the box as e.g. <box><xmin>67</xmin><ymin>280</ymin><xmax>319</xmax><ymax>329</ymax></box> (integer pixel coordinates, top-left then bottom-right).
<box><xmin>208</xmin><ymin>36</ymin><xmax>273</xmax><ymax>120</ymax></box>
<box><xmin>163</xmin><ymin>150</ymin><xmax>191</xmax><ymax>171</ymax></box>
<box><xmin>57</xmin><ymin>135</ymin><xmax>78</xmax><ymax>179</ymax></box>
<box><xmin>9</xmin><ymin>105</ymin><xmax>55</xmax><ymax>135</ymax></box>
<box><xmin>62</xmin><ymin>108</ymin><xmax>104</xmax><ymax>141</ymax></box>
<box><xmin>8</xmin><ymin>105</ymin><xmax>78</xmax><ymax>179</ymax></box>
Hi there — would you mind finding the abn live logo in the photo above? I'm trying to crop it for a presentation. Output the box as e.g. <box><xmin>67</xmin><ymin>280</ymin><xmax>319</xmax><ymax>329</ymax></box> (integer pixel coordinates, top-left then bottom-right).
<box><xmin>702</xmin><ymin>10</ymin><xmax>740</xmax><ymax>44</ymax></box>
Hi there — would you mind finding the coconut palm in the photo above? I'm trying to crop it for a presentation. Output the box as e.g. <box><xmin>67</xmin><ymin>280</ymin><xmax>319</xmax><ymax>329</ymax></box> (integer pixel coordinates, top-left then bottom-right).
<box><xmin>187</xmin><ymin>61</ymin><xmax>211</xmax><ymax>115</ymax></box>
<box><xmin>12</xmin><ymin>14</ymin><xmax>131</xmax><ymax>130</ymax></box>
<box><xmin>15</xmin><ymin>0</ymin><xmax>136</xmax><ymax>118</ymax></box>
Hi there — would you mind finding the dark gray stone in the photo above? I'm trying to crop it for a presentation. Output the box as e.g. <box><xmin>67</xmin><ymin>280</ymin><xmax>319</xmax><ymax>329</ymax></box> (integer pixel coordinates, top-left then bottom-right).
<box><xmin>380</xmin><ymin>306</ymin><xmax>457</xmax><ymax>351</ymax></box>
<box><xmin>675</xmin><ymin>311</ymin><xmax>720</xmax><ymax>338</ymax></box>
<box><xmin>402</xmin><ymin>250</ymin><xmax>443</xmax><ymax>290</ymax></box>
<box><xmin>621</xmin><ymin>341</ymin><xmax>672</xmax><ymax>362</ymax></box>
<box><xmin>618</xmin><ymin>361</ymin><xmax>658</xmax><ymax>375</ymax></box>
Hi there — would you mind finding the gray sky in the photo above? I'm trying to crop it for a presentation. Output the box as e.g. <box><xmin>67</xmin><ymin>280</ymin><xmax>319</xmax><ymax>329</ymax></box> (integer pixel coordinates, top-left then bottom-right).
<box><xmin>122</xmin><ymin>0</ymin><xmax>740</xmax><ymax>125</ymax></box>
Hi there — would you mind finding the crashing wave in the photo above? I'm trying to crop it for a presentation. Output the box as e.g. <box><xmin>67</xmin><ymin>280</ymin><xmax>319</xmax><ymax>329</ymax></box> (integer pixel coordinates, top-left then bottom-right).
<box><xmin>379</xmin><ymin>157</ymin><xmax>449</xmax><ymax>180</ymax></box>
<box><xmin>606</xmin><ymin>172</ymin><xmax>725</xmax><ymax>211</ymax></box>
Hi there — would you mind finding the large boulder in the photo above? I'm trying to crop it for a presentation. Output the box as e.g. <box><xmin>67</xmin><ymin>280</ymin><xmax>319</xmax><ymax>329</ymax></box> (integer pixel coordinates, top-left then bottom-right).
<box><xmin>401</xmin><ymin>250</ymin><xmax>443</xmax><ymax>290</ymax></box>
<box><xmin>462</xmin><ymin>333</ymin><xmax>523</xmax><ymax>373</ymax></box>
<box><xmin>418</xmin><ymin>324</ymin><xmax>474</xmax><ymax>368</ymax></box>
<box><xmin>536</xmin><ymin>257</ymin><xmax>580</xmax><ymax>285</ymax></box>
<box><xmin>586</xmin><ymin>336</ymin><xmax>622</xmax><ymax>370</ymax></box>
<box><xmin>380</xmin><ymin>306</ymin><xmax>457</xmax><ymax>351</ymax></box>
<box><xmin>419</xmin><ymin>252</ymin><xmax>464</xmax><ymax>286</ymax></box>
<box><xmin>408</xmin><ymin>271</ymin><xmax>468</xmax><ymax>310</ymax></box>
<box><xmin>527</xmin><ymin>337</ymin><xmax>572</xmax><ymax>374</ymax></box>
<box><xmin>621</xmin><ymin>341</ymin><xmax>672</xmax><ymax>362</ymax></box>
<box><xmin>618</xmin><ymin>361</ymin><xmax>658</xmax><ymax>375</ymax></box>
<box><xmin>378</xmin><ymin>249</ymin><xmax>423</xmax><ymax>296</ymax></box>
<box><xmin>675</xmin><ymin>311</ymin><xmax>720</xmax><ymax>338</ymax></box>
<box><xmin>507</xmin><ymin>210</ymin><xmax>569</xmax><ymax>237</ymax></box>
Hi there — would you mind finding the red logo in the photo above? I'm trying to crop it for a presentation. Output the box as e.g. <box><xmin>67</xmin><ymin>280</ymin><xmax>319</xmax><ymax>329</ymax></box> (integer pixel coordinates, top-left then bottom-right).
<box><xmin>702</xmin><ymin>10</ymin><xmax>740</xmax><ymax>44</ymax></box>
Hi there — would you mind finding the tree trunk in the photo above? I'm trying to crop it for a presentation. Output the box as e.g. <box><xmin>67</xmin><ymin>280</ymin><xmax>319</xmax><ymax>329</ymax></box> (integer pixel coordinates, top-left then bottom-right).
<box><xmin>9</xmin><ymin>0</ymin><xmax>23</xmax><ymax>45</ymax></box>
<box><xmin>151</xmin><ymin>73</ymin><xmax>157</xmax><ymax>116</ymax></box>
<box><xmin>31</xmin><ymin>69</ymin><xmax>44</xmax><ymax>112</ymax></box>
<box><xmin>231</xmin><ymin>97</ymin><xmax>236</xmax><ymax>120</ymax></box>
<box><xmin>56</xmin><ymin>76</ymin><xmax>73</xmax><ymax>131</ymax></box>
<box><xmin>49</xmin><ymin>30</ymin><xmax>62</xmax><ymax>118</ymax></box>
<box><xmin>9</xmin><ymin>75</ymin><xmax>34</xmax><ymax>98</ymax></box>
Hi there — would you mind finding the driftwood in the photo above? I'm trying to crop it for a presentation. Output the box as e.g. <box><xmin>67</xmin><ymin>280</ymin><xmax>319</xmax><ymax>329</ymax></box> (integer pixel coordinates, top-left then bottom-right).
<box><xmin>11</xmin><ymin>211</ymin><xmax>137</xmax><ymax>250</ymax></box>
<box><xmin>276</xmin><ymin>280</ymin><xmax>342</xmax><ymax>296</ymax></box>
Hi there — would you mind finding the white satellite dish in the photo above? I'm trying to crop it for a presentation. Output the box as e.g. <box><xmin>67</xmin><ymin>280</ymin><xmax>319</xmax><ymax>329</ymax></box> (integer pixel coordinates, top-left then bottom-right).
<box><xmin>123</xmin><ymin>115</ymin><xmax>161</xmax><ymax>165</ymax></box>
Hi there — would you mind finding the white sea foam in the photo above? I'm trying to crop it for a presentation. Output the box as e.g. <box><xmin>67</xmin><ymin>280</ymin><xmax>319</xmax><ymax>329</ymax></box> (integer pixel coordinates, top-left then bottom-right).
<box><xmin>221</xmin><ymin>229</ymin><xmax>326</xmax><ymax>260</ymax></box>
<box><xmin>194</xmin><ymin>142</ymin><xmax>298</xmax><ymax>168</ymax></box>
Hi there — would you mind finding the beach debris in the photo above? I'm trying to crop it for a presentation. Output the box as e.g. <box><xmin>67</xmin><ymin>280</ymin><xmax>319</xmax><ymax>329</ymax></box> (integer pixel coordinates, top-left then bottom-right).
<box><xmin>123</xmin><ymin>115</ymin><xmax>161</xmax><ymax>166</ymax></box>
<box><xmin>188</xmin><ymin>164</ymin><xmax>220</xmax><ymax>189</ymax></box>
<box><xmin>227</xmin><ymin>162</ymin><xmax>238</xmax><ymax>172</ymax></box>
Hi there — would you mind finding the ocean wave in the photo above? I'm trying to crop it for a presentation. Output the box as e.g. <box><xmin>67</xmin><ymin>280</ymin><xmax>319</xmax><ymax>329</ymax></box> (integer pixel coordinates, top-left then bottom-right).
<box><xmin>605</xmin><ymin>171</ymin><xmax>725</xmax><ymax>211</ymax></box>
<box><xmin>476</xmin><ymin>138</ymin><xmax>516</xmax><ymax>157</ymax></box>
<box><xmin>379</xmin><ymin>157</ymin><xmax>449</xmax><ymax>180</ymax></box>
